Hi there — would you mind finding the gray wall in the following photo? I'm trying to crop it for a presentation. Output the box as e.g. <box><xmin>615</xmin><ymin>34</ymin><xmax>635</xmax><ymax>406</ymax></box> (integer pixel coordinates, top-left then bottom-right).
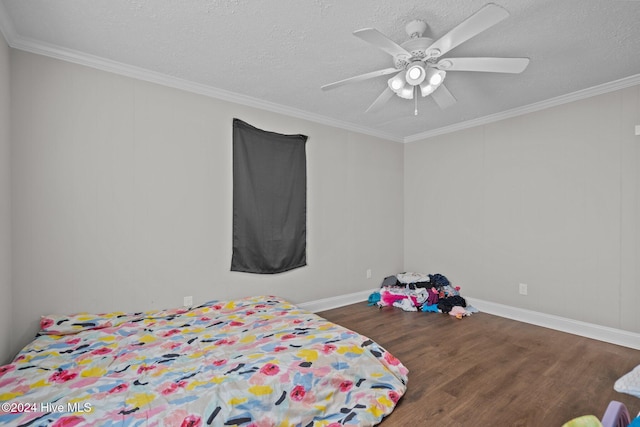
<box><xmin>8</xmin><ymin>50</ymin><xmax>404</xmax><ymax>359</ymax></box>
<box><xmin>5</xmin><ymin>45</ymin><xmax>639</xmax><ymax>362</ymax></box>
<box><xmin>405</xmin><ymin>86</ymin><xmax>640</xmax><ymax>333</ymax></box>
<box><xmin>0</xmin><ymin>34</ymin><xmax>12</xmax><ymax>364</ymax></box>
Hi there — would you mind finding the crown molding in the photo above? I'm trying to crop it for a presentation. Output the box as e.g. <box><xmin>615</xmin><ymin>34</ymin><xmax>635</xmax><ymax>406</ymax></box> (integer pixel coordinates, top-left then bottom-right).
<box><xmin>2</xmin><ymin>7</ymin><xmax>638</xmax><ymax>146</ymax></box>
<box><xmin>404</xmin><ymin>73</ymin><xmax>640</xmax><ymax>143</ymax></box>
<box><xmin>0</xmin><ymin>19</ymin><xmax>403</xmax><ymax>143</ymax></box>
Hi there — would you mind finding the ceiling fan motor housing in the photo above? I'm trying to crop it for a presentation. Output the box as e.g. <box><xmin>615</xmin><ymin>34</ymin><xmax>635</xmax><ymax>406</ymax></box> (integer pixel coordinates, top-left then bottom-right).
<box><xmin>405</xmin><ymin>20</ymin><xmax>428</xmax><ymax>38</ymax></box>
<box><xmin>395</xmin><ymin>37</ymin><xmax>435</xmax><ymax>69</ymax></box>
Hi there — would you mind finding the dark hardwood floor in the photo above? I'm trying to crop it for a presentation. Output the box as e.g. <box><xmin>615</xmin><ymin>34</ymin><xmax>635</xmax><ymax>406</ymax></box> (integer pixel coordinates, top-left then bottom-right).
<box><xmin>318</xmin><ymin>302</ymin><xmax>640</xmax><ymax>426</ymax></box>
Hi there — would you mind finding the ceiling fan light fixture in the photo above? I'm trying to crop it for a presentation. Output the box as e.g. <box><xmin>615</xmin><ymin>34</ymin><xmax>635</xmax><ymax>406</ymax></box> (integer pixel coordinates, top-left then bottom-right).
<box><xmin>405</xmin><ymin>63</ymin><xmax>426</xmax><ymax>85</ymax></box>
<box><xmin>398</xmin><ymin>86</ymin><xmax>414</xmax><ymax>100</ymax></box>
<box><xmin>426</xmin><ymin>68</ymin><xmax>445</xmax><ymax>86</ymax></box>
<box><xmin>388</xmin><ymin>74</ymin><xmax>405</xmax><ymax>91</ymax></box>
<box><xmin>419</xmin><ymin>82</ymin><xmax>435</xmax><ymax>97</ymax></box>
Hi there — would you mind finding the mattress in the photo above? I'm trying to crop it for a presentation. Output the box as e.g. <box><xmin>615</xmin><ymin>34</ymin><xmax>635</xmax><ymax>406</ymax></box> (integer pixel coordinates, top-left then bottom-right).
<box><xmin>0</xmin><ymin>295</ymin><xmax>408</xmax><ymax>426</ymax></box>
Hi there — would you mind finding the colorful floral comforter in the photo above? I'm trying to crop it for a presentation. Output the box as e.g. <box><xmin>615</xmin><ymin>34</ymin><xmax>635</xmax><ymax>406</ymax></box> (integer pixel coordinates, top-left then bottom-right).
<box><xmin>0</xmin><ymin>296</ymin><xmax>408</xmax><ymax>426</ymax></box>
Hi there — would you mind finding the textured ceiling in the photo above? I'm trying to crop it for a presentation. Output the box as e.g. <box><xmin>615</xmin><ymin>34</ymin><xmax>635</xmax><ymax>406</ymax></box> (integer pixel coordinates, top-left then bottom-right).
<box><xmin>1</xmin><ymin>0</ymin><xmax>640</xmax><ymax>142</ymax></box>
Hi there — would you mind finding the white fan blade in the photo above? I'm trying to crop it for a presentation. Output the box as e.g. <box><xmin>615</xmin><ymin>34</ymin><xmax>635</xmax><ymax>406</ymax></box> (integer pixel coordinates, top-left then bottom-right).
<box><xmin>321</xmin><ymin>67</ymin><xmax>399</xmax><ymax>91</ymax></box>
<box><xmin>353</xmin><ymin>28</ymin><xmax>412</xmax><ymax>58</ymax></box>
<box><xmin>426</xmin><ymin>3</ymin><xmax>509</xmax><ymax>58</ymax></box>
<box><xmin>366</xmin><ymin>87</ymin><xmax>395</xmax><ymax>113</ymax></box>
<box><xmin>431</xmin><ymin>84</ymin><xmax>457</xmax><ymax>109</ymax></box>
<box><xmin>436</xmin><ymin>57</ymin><xmax>529</xmax><ymax>73</ymax></box>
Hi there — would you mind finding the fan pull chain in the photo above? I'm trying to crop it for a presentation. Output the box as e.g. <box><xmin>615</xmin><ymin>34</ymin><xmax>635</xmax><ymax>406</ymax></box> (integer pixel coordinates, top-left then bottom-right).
<box><xmin>414</xmin><ymin>86</ymin><xmax>418</xmax><ymax>116</ymax></box>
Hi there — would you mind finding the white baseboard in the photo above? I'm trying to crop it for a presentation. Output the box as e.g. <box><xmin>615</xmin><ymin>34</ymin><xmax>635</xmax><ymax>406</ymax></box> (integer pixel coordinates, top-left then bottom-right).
<box><xmin>298</xmin><ymin>291</ymin><xmax>640</xmax><ymax>350</ymax></box>
<box><xmin>298</xmin><ymin>289</ymin><xmax>374</xmax><ymax>313</ymax></box>
<box><xmin>466</xmin><ymin>297</ymin><xmax>640</xmax><ymax>351</ymax></box>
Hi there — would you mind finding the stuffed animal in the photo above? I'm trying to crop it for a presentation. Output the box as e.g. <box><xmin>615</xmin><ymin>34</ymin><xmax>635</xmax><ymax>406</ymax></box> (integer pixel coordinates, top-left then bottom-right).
<box><xmin>449</xmin><ymin>306</ymin><xmax>467</xmax><ymax>319</ymax></box>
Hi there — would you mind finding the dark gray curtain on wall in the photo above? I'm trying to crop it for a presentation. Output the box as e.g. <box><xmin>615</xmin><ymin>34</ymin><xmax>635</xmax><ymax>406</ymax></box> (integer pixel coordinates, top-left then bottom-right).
<box><xmin>231</xmin><ymin>119</ymin><xmax>308</xmax><ymax>274</ymax></box>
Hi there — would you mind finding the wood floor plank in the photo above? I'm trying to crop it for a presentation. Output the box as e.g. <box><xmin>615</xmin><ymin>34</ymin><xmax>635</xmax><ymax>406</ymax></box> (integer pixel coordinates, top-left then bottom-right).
<box><xmin>318</xmin><ymin>302</ymin><xmax>640</xmax><ymax>426</ymax></box>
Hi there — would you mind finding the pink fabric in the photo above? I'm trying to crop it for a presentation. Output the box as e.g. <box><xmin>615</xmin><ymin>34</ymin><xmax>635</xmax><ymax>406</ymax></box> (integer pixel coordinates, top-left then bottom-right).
<box><xmin>381</xmin><ymin>292</ymin><xmax>406</xmax><ymax>306</ymax></box>
<box><xmin>380</xmin><ymin>291</ymin><xmax>418</xmax><ymax>308</ymax></box>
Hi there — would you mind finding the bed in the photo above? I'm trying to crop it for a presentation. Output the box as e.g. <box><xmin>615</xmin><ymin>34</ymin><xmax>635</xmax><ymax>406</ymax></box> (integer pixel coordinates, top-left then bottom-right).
<box><xmin>0</xmin><ymin>296</ymin><xmax>408</xmax><ymax>426</ymax></box>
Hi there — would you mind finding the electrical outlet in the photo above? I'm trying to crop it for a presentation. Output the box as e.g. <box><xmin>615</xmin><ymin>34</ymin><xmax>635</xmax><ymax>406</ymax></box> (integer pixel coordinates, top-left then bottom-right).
<box><xmin>183</xmin><ymin>296</ymin><xmax>193</xmax><ymax>307</ymax></box>
<box><xmin>519</xmin><ymin>283</ymin><xmax>528</xmax><ymax>296</ymax></box>
<box><xmin>366</xmin><ymin>269</ymin><xmax>372</xmax><ymax>279</ymax></box>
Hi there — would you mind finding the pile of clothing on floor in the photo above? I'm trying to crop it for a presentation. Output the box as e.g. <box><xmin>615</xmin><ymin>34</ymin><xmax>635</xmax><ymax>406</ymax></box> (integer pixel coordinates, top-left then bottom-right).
<box><xmin>368</xmin><ymin>272</ymin><xmax>478</xmax><ymax>318</ymax></box>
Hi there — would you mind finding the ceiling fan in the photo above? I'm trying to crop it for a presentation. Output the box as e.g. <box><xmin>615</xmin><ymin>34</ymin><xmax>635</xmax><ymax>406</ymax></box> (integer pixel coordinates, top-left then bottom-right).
<box><xmin>321</xmin><ymin>3</ymin><xmax>530</xmax><ymax>115</ymax></box>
